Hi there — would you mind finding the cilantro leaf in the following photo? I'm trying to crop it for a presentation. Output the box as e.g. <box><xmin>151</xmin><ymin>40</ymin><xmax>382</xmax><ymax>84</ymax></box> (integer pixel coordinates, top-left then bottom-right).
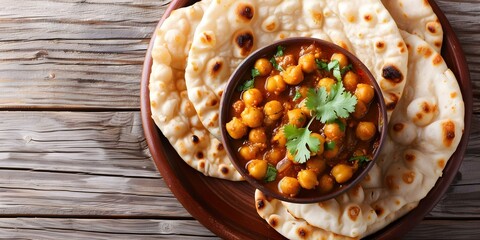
<box><xmin>264</xmin><ymin>164</ymin><xmax>278</xmax><ymax>182</ymax></box>
<box><xmin>284</xmin><ymin>124</ymin><xmax>320</xmax><ymax>164</ymax></box>
<box><xmin>341</xmin><ymin>64</ymin><xmax>353</xmax><ymax>75</ymax></box>
<box><xmin>327</xmin><ymin>60</ymin><xmax>339</xmax><ymax>71</ymax></box>
<box><xmin>325</xmin><ymin>141</ymin><xmax>336</xmax><ymax>150</ymax></box>
<box><xmin>237</xmin><ymin>68</ymin><xmax>261</xmax><ymax>91</ymax></box>
<box><xmin>275</xmin><ymin>45</ymin><xmax>285</xmax><ymax>57</ymax></box>
<box><xmin>251</xmin><ymin>68</ymin><xmax>260</xmax><ymax>78</ymax></box>
<box><xmin>305</xmin><ymin>83</ymin><xmax>357</xmax><ymax>123</ymax></box>
<box><xmin>270</xmin><ymin>57</ymin><xmax>284</xmax><ymax>72</ymax></box>
<box><xmin>349</xmin><ymin>155</ymin><xmax>371</xmax><ymax>165</ymax></box>
<box><xmin>315</xmin><ymin>59</ymin><xmax>328</xmax><ymax>70</ymax></box>
<box><xmin>293</xmin><ymin>90</ymin><xmax>302</xmax><ymax>101</ymax></box>
<box><xmin>237</xmin><ymin>79</ymin><xmax>254</xmax><ymax>91</ymax></box>
<box><xmin>327</xmin><ymin>60</ymin><xmax>342</xmax><ymax>82</ymax></box>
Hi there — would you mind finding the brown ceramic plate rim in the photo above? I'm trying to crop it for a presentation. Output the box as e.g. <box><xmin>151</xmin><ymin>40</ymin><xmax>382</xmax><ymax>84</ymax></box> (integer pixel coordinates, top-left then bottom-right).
<box><xmin>140</xmin><ymin>0</ymin><xmax>472</xmax><ymax>239</ymax></box>
<box><xmin>219</xmin><ymin>37</ymin><xmax>388</xmax><ymax>203</ymax></box>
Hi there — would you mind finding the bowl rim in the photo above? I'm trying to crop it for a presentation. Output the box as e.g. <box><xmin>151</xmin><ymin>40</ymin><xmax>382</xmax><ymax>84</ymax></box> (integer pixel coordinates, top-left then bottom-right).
<box><xmin>219</xmin><ymin>37</ymin><xmax>388</xmax><ymax>203</ymax></box>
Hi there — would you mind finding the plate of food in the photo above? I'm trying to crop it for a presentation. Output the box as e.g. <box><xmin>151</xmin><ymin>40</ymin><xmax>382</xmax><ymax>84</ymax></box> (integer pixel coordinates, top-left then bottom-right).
<box><xmin>140</xmin><ymin>0</ymin><xmax>472</xmax><ymax>239</ymax></box>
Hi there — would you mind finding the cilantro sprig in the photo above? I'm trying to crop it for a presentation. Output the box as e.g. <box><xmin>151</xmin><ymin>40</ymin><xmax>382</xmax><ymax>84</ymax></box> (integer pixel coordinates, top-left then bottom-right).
<box><xmin>285</xmin><ymin>124</ymin><xmax>320</xmax><ymax>164</ymax></box>
<box><xmin>349</xmin><ymin>155</ymin><xmax>371</xmax><ymax>165</ymax></box>
<box><xmin>270</xmin><ymin>45</ymin><xmax>285</xmax><ymax>72</ymax></box>
<box><xmin>293</xmin><ymin>90</ymin><xmax>302</xmax><ymax>101</ymax></box>
<box><xmin>264</xmin><ymin>164</ymin><xmax>278</xmax><ymax>182</ymax></box>
<box><xmin>237</xmin><ymin>68</ymin><xmax>261</xmax><ymax>91</ymax></box>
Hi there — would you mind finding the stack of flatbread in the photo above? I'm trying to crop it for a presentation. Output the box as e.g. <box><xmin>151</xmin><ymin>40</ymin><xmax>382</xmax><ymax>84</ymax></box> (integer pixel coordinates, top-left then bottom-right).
<box><xmin>148</xmin><ymin>0</ymin><xmax>464</xmax><ymax>238</ymax></box>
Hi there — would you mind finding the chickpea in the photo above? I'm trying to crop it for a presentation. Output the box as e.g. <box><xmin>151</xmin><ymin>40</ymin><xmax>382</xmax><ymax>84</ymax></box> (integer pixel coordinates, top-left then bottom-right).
<box><xmin>241</xmin><ymin>107</ymin><xmax>264</xmax><ymax>128</ymax></box>
<box><xmin>282</xmin><ymin>65</ymin><xmax>304</xmax><ymax>85</ymax></box>
<box><xmin>239</xmin><ymin>145</ymin><xmax>258</xmax><ymax>160</ymax></box>
<box><xmin>356</xmin><ymin>122</ymin><xmax>376</xmax><ymax>141</ymax></box>
<box><xmin>343</xmin><ymin>71</ymin><xmax>358</xmax><ymax>92</ymax></box>
<box><xmin>254</xmin><ymin>58</ymin><xmax>273</xmax><ymax>76</ymax></box>
<box><xmin>264</xmin><ymin>100</ymin><xmax>283</xmax><ymax>121</ymax></box>
<box><xmin>278</xmin><ymin>177</ymin><xmax>301</xmax><ymax>197</ymax></box>
<box><xmin>306</xmin><ymin>157</ymin><xmax>326</xmax><ymax>174</ymax></box>
<box><xmin>317</xmin><ymin>77</ymin><xmax>336</xmax><ymax>92</ymax></box>
<box><xmin>287</xmin><ymin>109</ymin><xmax>307</xmax><ymax>128</ymax></box>
<box><xmin>310</xmin><ymin>133</ymin><xmax>325</xmax><ymax>155</ymax></box>
<box><xmin>242</xmin><ymin>88</ymin><xmax>263</xmax><ymax>107</ymax></box>
<box><xmin>355</xmin><ymin>84</ymin><xmax>374</xmax><ymax>103</ymax></box>
<box><xmin>287</xmin><ymin>150</ymin><xmax>295</xmax><ymax>162</ymax></box>
<box><xmin>353</xmin><ymin>100</ymin><xmax>368</xmax><ymax>119</ymax></box>
<box><xmin>226</xmin><ymin>117</ymin><xmax>247</xmax><ymax>139</ymax></box>
<box><xmin>331</xmin><ymin>164</ymin><xmax>354</xmax><ymax>183</ymax></box>
<box><xmin>298</xmin><ymin>53</ymin><xmax>316</xmax><ymax>73</ymax></box>
<box><xmin>331</xmin><ymin>53</ymin><xmax>349</xmax><ymax>69</ymax></box>
<box><xmin>264</xmin><ymin>148</ymin><xmax>285</xmax><ymax>164</ymax></box>
<box><xmin>272</xmin><ymin>129</ymin><xmax>287</xmax><ymax>147</ymax></box>
<box><xmin>249</xmin><ymin>128</ymin><xmax>267</xmax><ymax>144</ymax></box>
<box><xmin>318</xmin><ymin>174</ymin><xmax>335</xmax><ymax>193</ymax></box>
<box><xmin>298</xmin><ymin>86</ymin><xmax>309</xmax><ymax>98</ymax></box>
<box><xmin>324</xmin><ymin>123</ymin><xmax>345</xmax><ymax>141</ymax></box>
<box><xmin>297</xmin><ymin>169</ymin><xmax>319</xmax><ymax>189</ymax></box>
<box><xmin>265</xmin><ymin>75</ymin><xmax>287</xmax><ymax>94</ymax></box>
<box><xmin>233</xmin><ymin>100</ymin><xmax>245</xmax><ymax>115</ymax></box>
<box><xmin>247</xmin><ymin>159</ymin><xmax>268</xmax><ymax>180</ymax></box>
<box><xmin>323</xmin><ymin>141</ymin><xmax>339</xmax><ymax>159</ymax></box>
<box><xmin>300</xmin><ymin>100</ymin><xmax>312</xmax><ymax>117</ymax></box>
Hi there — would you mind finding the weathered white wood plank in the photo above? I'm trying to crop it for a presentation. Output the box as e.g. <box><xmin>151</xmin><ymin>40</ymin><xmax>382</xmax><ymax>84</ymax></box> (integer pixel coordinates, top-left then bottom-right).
<box><xmin>0</xmin><ymin>111</ymin><xmax>157</xmax><ymax>177</ymax></box>
<box><xmin>0</xmin><ymin>218</ymin><xmax>216</xmax><ymax>240</ymax></box>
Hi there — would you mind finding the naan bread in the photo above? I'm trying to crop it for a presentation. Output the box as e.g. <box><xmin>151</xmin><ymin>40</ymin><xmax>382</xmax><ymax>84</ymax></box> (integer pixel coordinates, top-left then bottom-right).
<box><xmin>149</xmin><ymin>1</ymin><xmax>242</xmax><ymax>181</ymax></box>
<box><xmin>382</xmin><ymin>0</ymin><xmax>443</xmax><ymax>52</ymax></box>
<box><xmin>278</xmin><ymin>32</ymin><xmax>464</xmax><ymax>238</ymax></box>
<box><xmin>185</xmin><ymin>0</ymin><xmax>408</xmax><ymax>139</ymax></box>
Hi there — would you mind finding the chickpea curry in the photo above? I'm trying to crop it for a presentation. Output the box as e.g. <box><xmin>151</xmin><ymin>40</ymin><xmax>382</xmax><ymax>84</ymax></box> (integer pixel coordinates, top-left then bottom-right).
<box><xmin>225</xmin><ymin>43</ymin><xmax>382</xmax><ymax>198</ymax></box>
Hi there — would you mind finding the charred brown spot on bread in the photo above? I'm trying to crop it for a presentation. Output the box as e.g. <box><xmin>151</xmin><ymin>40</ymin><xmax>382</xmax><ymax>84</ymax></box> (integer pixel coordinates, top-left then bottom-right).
<box><xmin>396</xmin><ymin>200</ymin><xmax>401</xmax><ymax>205</ymax></box>
<box><xmin>393</xmin><ymin>123</ymin><xmax>404</xmax><ymax>132</ymax></box>
<box><xmin>386</xmin><ymin>93</ymin><xmax>399</xmax><ymax>111</ymax></box>
<box><xmin>405</xmin><ymin>153</ymin><xmax>416</xmax><ymax>162</ymax></box>
<box><xmin>348</xmin><ymin>206</ymin><xmax>361</xmax><ymax>221</ymax></box>
<box><xmin>433</xmin><ymin>54</ymin><xmax>443</xmax><ymax>66</ymax></box>
<box><xmin>199</xmin><ymin>161</ymin><xmax>205</xmax><ymax>169</ymax></box>
<box><xmin>402</xmin><ymin>171</ymin><xmax>415</xmax><ymax>184</ymax></box>
<box><xmin>375</xmin><ymin>206</ymin><xmax>384</xmax><ymax>216</ymax></box>
<box><xmin>422</xmin><ymin>102</ymin><xmax>432</xmax><ymax>113</ymax></box>
<box><xmin>337</xmin><ymin>41</ymin><xmax>348</xmax><ymax>50</ymax></box>
<box><xmin>208</xmin><ymin>98</ymin><xmax>218</xmax><ymax>107</ymax></box>
<box><xmin>435</xmin><ymin>41</ymin><xmax>442</xmax><ymax>48</ymax></box>
<box><xmin>265</xmin><ymin>22</ymin><xmax>276</xmax><ymax>31</ymax></box>
<box><xmin>364</xmin><ymin>14</ymin><xmax>372</xmax><ymax>22</ymax></box>
<box><xmin>201</xmin><ymin>32</ymin><xmax>214</xmax><ymax>45</ymax></box>
<box><xmin>221</xmin><ymin>166</ymin><xmax>229</xmax><ymax>175</ymax></box>
<box><xmin>268</xmin><ymin>216</ymin><xmax>278</xmax><ymax>227</ymax></box>
<box><xmin>347</xmin><ymin>15</ymin><xmax>356</xmax><ymax>23</ymax></box>
<box><xmin>236</xmin><ymin>3</ymin><xmax>254</xmax><ymax>22</ymax></box>
<box><xmin>382</xmin><ymin>65</ymin><xmax>404</xmax><ymax>83</ymax></box>
<box><xmin>442</xmin><ymin>121</ymin><xmax>456</xmax><ymax>147</ymax></box>
<box><xmin>424</xmin><ymin>0</ymin><xmax>430</xmax><ymax>6</ymax></box>
<box><xmin>235</xmin><ymin>31</ymin><xmax>254</xmax><ymax>57</ymax></box>
<box><xmin>417</xmin><ymin>46</ymin><xmax>433</xmax><ymax>58</ymax></box>
<box><xmin>364</xmin><ymin>174</ymin><xmax>371</xmax><ymax>182</ymax></box>
<box><xmin>210</xmin><ymin>61</ymin><xmax>222</xmax><ymax>76</ymax></box>
<box><xmin>256</xmin><ymin>199</ymin><xmax>265</xmax><ymax>210</ymax></box>
<box><xmin>192</xmin><ymin>135</ymin><xmax>200</xmax><ymax>144</ymax></box>
<box><xmin>218</xmin><ymin>90</ymin><xmax>224</xmax><ymax>97</ymax></box>
<box><xmin>196</xmin><ymin>151</ymin><xmax>204</xmax><ymax>159</ymax></box>
<box><xmin>297</xmin><ymin>228</ymin><xmax>308</xmax><ymax>239</ymax></box>
<box><xmin>451</xmin><ymin>92</ymin><xmax>458</xmax><ymax>98</ymax></box>
<box><xmin>217</xmin><ymin>143</ymin><xmax>224</xmax><ymax>151</ymax></box>
<box><xmin>376</xmin><ymin>41</ymin><xmax>385</xmax><ymax>50</ymax></box>
<box><xmin>416</xmin><ymin>113</ymin><xmax>424</xmax><ymax>120</ymax></box>
<box><xmin>438</xmin><ymin>159</ymin><xmax>446</xmax><ymax>168</ymax></box>
<box><xmin>386</xmin><ymin>175</ymin><xmax>399</xmax><ymax>190</ymax></box>
<box><xmin>426</xmin><ymin>21</ymin><xmax>438</xmax><ymax>34</ymax></box>
<box><xmin>312</xmin><ymin>11</ymin><xmax>323</xmax><ymax>24</ymax></box>
<box><xmin>406</xmin><ymin>43</ymin><xmax>411</xmax><ymax>50</ymax></box>
<box><xmin>351</xmin><ymin>185</ymin><xmax>361</xmax><ymax>197</ymax></box>
<box><xmin>397</xmin><ymin>42</ymin><xmax>404</xmax><ymax>48</ymax></box>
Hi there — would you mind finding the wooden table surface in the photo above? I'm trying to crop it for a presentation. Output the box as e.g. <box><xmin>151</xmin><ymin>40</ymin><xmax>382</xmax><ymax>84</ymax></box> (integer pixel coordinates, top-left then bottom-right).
<box><xmin>0</xmin><ymin>0</ymin><xmax>478</xmax><ymax>239</ymax></box>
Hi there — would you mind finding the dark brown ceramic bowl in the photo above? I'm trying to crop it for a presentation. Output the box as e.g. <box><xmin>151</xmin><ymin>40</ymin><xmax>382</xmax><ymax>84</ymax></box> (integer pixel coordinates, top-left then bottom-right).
<box><xmin>140</xmin><ymin>0</ymin><xmax>472</xmax><ymax>239</ymax></box>
<box><xmin>219</xmin><ymin>37</ymin><xmax>388</xmax><ymax>203</ymax></box>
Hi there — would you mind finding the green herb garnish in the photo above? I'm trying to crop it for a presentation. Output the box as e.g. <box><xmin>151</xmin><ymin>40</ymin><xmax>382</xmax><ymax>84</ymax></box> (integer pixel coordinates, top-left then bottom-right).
<box><xmin>284</xmin><ymin>124</ymin><xmax>320</xmax><ymax>164</ymax></box>
<box><xmin>325</xmin><ymin>141</ymin><xmax>336</xmax><ymax>150</ymax></box>
<box><xmin>270</xmin><ymin>57</ymin><xmax>284</xmax><ymax>72</ymax></box>
<box><xmin>305</xmin><ymin>83</ymin><xmax>357</xmax><ymax>123</ymax></box>
<box><xmin>275</xmin><ymin>45</ymin><xmax>285</xmax><ymax>57</ymax></box>
<box><xmin>293</xmin><ymin>90</ymin><xmax>302</xmax><ymax>101</ymax></box>
<box><xmin>341</xmin><ymin>64</ymin><xmax>353</xmax><ymax>75</ymax></box>
<box><xmin>327</xmin><ymin>60</ymin><xmax>342</xmax><ymax>82</ymax></box>
<box><xmin>237</xmin><ymin>68</ymin><xmax>261</xmax><ymax>91</ymax></box>
<box><xmin>349</xmin><ymin>155</ymin><xmax>371</xmax><ymax>165</ymax></box>
<box><xmin>315</xmin><ymin>59</ymin><xmax>328</xmax><ymax>70</ymax></box>
<box><xmin>264</xmin><ymin>164</ymin><xmax>278</xmax><ymax>182</ymax></box>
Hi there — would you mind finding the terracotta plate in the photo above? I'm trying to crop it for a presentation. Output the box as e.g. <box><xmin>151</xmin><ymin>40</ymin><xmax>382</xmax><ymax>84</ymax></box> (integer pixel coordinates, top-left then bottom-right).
<box><xmin>140</xmin><ymin>1</ymin><xmax>472</xmax><ymax>239</ymax></box>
